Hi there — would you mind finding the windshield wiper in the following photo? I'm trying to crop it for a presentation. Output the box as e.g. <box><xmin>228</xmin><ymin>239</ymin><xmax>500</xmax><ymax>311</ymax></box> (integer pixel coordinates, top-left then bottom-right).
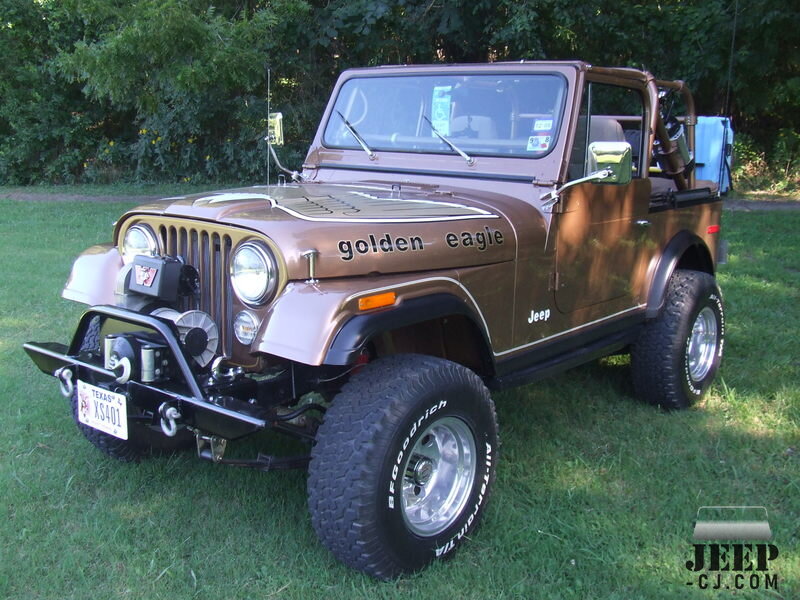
<box><xmin>423</xmin><ymin>116</ymin><xmax>474</xmax><ymax>166</ymax></box>
<box><xmin>336</xmin><ymin>110</ymin><xmax>376</xmax><ymax>160</ymax></box>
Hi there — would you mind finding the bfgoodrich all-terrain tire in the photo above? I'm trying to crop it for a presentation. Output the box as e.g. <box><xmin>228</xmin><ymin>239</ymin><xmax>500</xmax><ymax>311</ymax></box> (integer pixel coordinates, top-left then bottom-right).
<box><xmin>307</xmin><ymin>354</ymin><xmax>498</xmax><ymax>579</ymax></box>
<box><xmin>631</xmin><ymin>269</ymin><xmax>725</xmax><ymax>409</ymax></box>
<box><xmin>71</xmin><ymin>317</ymin><xmax>193</xmax><ymax>461</ymax></box>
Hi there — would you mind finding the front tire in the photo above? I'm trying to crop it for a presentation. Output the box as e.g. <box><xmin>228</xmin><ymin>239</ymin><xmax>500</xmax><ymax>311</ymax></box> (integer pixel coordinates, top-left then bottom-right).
<box><xmin>307</xmin><ymin>354</ymin><xmax>498</xmax><ymax>579</ymax></box>
<box><xmin>631</xmin><ymin>269</ymin><xmax>725</xmax><ymax>409</ymax></box>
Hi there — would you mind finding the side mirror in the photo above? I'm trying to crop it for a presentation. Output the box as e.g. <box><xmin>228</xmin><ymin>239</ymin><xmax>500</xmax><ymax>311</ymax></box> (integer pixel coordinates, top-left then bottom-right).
<box><xmin>587</xmin><ymin>141</ymin><xmax>632</xmax><ymax>185</ymax></box>
<box><xmin>268</xmin><ymin>112</ymin><xmax>284</xmax><ymax>146</ymax></box>
<box><xmin>266</xmin><ymin>111</ymin><xmax>303</xmax><ymax>182</ymax></box>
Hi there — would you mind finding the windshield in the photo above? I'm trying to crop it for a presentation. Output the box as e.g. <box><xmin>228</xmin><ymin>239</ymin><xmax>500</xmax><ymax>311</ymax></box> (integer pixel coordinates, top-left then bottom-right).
<box><xmin>322</xmin><ymin>73</ymin><xmax>567</xmax><ymax>159</ymax></box>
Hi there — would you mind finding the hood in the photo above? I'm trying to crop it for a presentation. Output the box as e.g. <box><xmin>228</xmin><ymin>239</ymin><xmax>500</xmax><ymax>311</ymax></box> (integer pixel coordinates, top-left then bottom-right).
<box><xmin>124</xmin><ymin>183</ymin><xmax>516</xmax><ymax>279</ymax></box>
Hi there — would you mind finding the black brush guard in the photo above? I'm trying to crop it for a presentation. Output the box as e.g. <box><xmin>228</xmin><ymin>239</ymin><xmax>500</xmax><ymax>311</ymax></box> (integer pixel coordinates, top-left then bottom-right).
<box><xmin>24</xmin><ymin>305</ymin><xmax>269</xmax><ymax>440</ymax></box>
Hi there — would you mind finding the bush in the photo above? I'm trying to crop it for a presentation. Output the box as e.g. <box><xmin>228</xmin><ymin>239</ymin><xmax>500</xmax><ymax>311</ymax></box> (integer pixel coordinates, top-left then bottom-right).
<box><xmin>1</xmin><ymin>0</ymin><xmax>798</xmax><ymax>187</ymax></box>
<box><xmin>733</xmin><ymin>131</ymin><xmax>800</xmax><ymax>193</ymax></box>
<box><xmin>772</xmin><ymin>128</ymin><xmax>800</xmax><ymax>191</ymax></box>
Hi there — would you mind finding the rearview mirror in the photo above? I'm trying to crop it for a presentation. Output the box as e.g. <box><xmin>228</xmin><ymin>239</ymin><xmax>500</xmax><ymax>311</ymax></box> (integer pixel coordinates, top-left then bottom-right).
<box><xmin>268</xmin><ymin>112</ymin><xmax>284</xmax><ymax>146</ymax></box>
<box><xmin>587</xmin><ymin>141</ymin><xmax>632</xmax><ymax>185</ymax></box>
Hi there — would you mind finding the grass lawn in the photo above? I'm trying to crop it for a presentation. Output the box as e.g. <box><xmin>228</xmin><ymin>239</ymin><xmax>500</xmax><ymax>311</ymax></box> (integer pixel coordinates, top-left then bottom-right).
<box><xmin>0</xmin><ymin>183</ymin><xmax>231</xmax><ymax>198</ymax></box>
<box><xmin>0</xmin><ymin>194</ymin><xmax>797</xmax><ymax>599</ymax></box>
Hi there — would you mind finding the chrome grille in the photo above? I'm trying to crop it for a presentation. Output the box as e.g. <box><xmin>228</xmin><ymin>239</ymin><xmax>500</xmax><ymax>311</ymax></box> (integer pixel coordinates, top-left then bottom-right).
<box><xmin>158</xmin><ymin>224</ymin><xmax>234</xmax><ymax>356</ymax></box>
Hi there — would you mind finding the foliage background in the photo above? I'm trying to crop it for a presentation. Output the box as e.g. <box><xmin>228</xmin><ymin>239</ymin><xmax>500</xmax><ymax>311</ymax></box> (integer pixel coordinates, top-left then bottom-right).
<box><xmin>1</xmin><ymin>0</ymin><xmax>798</xmax><ymax>188</ymax></box>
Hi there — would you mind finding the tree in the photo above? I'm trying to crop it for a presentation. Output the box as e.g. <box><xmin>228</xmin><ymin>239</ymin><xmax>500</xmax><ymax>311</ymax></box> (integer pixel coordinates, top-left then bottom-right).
<box><xmin>0</xmin><ymin>0</ymin><xmax>797</xmax><ymax>184</ymax></box>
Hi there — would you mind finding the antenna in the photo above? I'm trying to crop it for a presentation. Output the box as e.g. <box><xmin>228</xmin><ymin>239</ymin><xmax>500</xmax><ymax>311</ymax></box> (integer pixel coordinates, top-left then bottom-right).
<box><xmin>724</xmin><ymin>0</ymin><xmax>738</xmax><ymax>116</ymax></box>
<box><xmin>264</xmin><ymin>64</ymin><xmax>303</xmax><ymax>183</ymax></box>
<box><xmin>266</xmin><ymin>64</ymin><xmax>271</xmax><ymax>186</ymax></box>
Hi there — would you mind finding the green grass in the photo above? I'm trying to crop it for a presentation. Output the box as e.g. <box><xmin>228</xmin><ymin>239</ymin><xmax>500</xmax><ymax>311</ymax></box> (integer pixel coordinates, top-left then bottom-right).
<box><xmin>0</xmin><ymin>198</ymin><xmax>797</xmax><ymax>599</ymax></box>
<box><xmin>0</xmin><ymin>182</ymin><xmax>235</xmax><ymax>198</ymax></box>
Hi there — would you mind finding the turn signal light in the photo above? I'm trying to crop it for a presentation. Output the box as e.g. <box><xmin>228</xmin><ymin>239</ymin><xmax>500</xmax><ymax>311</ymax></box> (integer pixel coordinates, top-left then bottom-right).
<box><xmin>358</xmin><ymin>292</ymin><xmax>397</xmax><ymax>311</ymax></box>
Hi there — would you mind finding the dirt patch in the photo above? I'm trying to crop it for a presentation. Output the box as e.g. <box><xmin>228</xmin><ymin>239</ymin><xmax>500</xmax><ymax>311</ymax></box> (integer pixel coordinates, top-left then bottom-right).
<box><xmin>723</xmin><ymin>197</ymin><xmax>800</xmax><ymax>211</ymax></box>
<box><xmin>0</xmin><ymin>192</ymin><xmax>162</xmax><ymax>203</ymax></box>
<box><xmin>2</xmin><ymin>190</ymin><xmax>799</xmax><ymax>210</ymax></box>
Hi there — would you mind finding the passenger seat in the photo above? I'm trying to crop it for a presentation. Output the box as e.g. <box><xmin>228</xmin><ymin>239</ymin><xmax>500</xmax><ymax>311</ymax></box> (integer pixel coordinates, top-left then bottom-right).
<box><xmin>588</xmin><ymin>116</ymin><xmax>625</xmax><ymax>144</ymax></box>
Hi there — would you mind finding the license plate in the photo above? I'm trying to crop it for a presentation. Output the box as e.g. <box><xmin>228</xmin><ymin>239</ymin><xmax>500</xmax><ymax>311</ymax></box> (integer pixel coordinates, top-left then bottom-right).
<box><xmin>76</xmin><ymin>380</ymin><xmax>128</xmax><ymax>440</ymax></box>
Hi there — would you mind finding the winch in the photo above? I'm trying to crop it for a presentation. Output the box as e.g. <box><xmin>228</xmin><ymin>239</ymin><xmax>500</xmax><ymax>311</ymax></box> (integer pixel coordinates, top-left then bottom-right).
<box><xmin>150</xmin><ymin>308</ymin><xmax>219</xmax><ymax>367</ymax></box>
<box><xmin>102</xmin><ymin>308</ymin><xmax>218</xmax><ymax>384</ymax></box>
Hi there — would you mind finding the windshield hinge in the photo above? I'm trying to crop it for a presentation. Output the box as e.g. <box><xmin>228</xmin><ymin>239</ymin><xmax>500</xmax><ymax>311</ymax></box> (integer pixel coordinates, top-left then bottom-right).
<box><xmin>542</xmin><ymin>192</ymin><xmax>565</xmax><ymax>214</ymax></box>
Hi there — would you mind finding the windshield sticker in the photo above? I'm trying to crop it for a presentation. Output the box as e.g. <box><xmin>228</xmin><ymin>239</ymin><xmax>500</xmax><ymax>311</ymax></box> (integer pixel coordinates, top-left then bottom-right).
<box><xmin>431</xmin><ymin>86</ymin><xmax>452</xmax><ymax>136</ymax></box>
<box><xmin>534</xmin><ymin>119</ymin><xmax>553</xmax><ymax>132</ymax></box>
<box><xmin>527</xmin><ymin>135</ymin><xmax>552</xmax><ymax>152</ymax></box>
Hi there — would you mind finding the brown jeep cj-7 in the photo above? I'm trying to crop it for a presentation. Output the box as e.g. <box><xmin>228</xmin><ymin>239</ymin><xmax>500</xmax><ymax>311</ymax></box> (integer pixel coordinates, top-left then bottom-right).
<box><xmin>25</xmin><ymin>61</ymin><xmax>727</xmax><ymax>579</ymax></box>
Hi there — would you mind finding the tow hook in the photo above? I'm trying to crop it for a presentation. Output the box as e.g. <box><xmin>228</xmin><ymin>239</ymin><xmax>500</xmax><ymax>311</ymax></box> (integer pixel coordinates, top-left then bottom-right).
<box><xmin>158</xmin><ymin>402</ymin><xmax>182</xmax><ymax>437</ymax></box>
<box><xmin>210</xmin><ymin>356</ymin><xmax>244</xmax><ymax>382</ymax></box>
<box><xmin>196</xmin><ymin>434</ymin><xmax>228</xmax><ymax>463</ymax></box>
<box><xmin>55</xmin><ymin>367</ymin><xmax>74</xmax><ymax>398</ymax></box>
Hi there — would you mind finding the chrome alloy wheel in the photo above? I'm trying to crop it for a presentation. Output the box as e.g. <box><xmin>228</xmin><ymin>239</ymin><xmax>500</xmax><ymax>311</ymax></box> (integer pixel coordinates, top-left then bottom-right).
<box><xmin>687</xmin><ymin>306</ymin><xmax>718</xmax><ymax>382</ymax></box>
<box><xmin>401</xmin><ymin>416</ymin><xmax>477</xmax><ymax>537</ymax></box>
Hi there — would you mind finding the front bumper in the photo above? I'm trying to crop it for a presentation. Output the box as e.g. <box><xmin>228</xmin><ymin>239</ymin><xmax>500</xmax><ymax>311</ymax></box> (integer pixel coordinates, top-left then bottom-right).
<box><xmin>24</xmin><ymin>305</ymin><xmax>268</xmax><ymax>439</ymax></box>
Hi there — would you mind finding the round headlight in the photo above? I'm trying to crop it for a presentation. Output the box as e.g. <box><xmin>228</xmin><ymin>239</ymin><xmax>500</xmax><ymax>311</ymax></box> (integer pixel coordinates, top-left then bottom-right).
<box><xmin>122</xmin><ymin>224</ymin><xmax>159</xmax><ymax>262</ymax></box>
<box><xmin>230</xmin><ymin>241</ymin><xmax>277</xmax><ymax>305</ymax></box>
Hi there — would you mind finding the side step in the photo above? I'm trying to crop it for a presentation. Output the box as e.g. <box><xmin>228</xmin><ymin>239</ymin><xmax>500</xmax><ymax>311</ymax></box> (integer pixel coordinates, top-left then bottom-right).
<box><xmin>489</xmin><ymin>328</ymin><xmax>637</xmax><ymax>391</ymax></box>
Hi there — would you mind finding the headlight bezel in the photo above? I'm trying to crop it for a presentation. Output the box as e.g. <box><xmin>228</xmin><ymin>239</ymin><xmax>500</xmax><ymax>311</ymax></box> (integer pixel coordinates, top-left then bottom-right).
<box><xmin>230</xmin><ymin>240</ymin><xmax>278</xmax><ymax>306</ymax></box>
<box><xmin>121</xmin><ymin>223</ymin><xmax>160</xmax><ymax>263</ymax></box>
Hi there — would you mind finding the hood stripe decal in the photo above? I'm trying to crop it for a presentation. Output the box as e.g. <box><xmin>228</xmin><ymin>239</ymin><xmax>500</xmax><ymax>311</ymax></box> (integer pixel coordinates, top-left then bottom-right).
<box><xmin>192</xmin><ymin>191</ymin><xmax>499</xmax><ymax>224</ymax></box>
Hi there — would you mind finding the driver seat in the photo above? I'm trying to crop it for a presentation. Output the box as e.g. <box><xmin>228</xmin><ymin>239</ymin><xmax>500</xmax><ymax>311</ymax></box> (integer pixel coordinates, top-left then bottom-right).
<box><xmin>451</xmin><ymin>115</ymin><xmax>497</xmax><ymax>139</ymax></box>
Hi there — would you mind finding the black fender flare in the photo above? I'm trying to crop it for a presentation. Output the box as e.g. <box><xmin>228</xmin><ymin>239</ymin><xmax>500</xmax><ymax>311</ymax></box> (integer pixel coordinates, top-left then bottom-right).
<box><xmin>646</xmin><ymin>230</ymin><xmax>714</xmax><ymax>318</ymax></box>
<box><xmin>324</xmin><ymin>293</ymin><xmax>493</xmax><ymax>369</ymax></box>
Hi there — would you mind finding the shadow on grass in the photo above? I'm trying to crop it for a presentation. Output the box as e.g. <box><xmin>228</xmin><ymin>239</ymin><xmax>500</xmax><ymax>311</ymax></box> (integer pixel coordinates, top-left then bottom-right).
<box><xmin>490</xmin><ymin>360</ymin><xmax>797</xmax><ymax>599</ymax></box>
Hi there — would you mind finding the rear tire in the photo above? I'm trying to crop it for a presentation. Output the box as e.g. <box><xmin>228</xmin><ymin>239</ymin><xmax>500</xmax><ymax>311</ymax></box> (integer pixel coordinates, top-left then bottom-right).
<box><xmin>631</xmin><ymin>269</ymin><xmax>725</xmax><ymax>409</ymax></box>
<box><xmin>71</xmin><ymin>317</ymin><xmax>193</xmax><ymax>461</ymax></box>
<box><xmin>307</xmin><ymin>354</ymin><xmax>498</xmax><ymax>579</ymax></box>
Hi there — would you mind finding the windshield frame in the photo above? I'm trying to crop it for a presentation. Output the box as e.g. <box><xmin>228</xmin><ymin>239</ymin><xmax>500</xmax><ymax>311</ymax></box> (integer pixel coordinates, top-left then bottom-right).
<box><xmin>320</xmin><ymin>71</ymin><xmax>569</xmax><ymax>162</ymax></box>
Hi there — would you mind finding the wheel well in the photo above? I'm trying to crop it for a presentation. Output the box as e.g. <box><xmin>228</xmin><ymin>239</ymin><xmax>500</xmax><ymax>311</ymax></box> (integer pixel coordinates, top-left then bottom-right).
<box><xmin>369</xmin><ymin>314</ymin><xmax>494</xmax><ymax>377</ymax></box>
<box><xmin>324</xmin><ymin>294</ymin><xmax>494</xmax><ymax>374</ymax></box>
<box><xmin>675</xmin><ymin>243</ymin><xmax>714</xmax><ymax>275</ymax></box>
<box><xmin>646</xmin><ymin>233</ymin><xmax>715</xmax><ymax>318</ymax></box>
